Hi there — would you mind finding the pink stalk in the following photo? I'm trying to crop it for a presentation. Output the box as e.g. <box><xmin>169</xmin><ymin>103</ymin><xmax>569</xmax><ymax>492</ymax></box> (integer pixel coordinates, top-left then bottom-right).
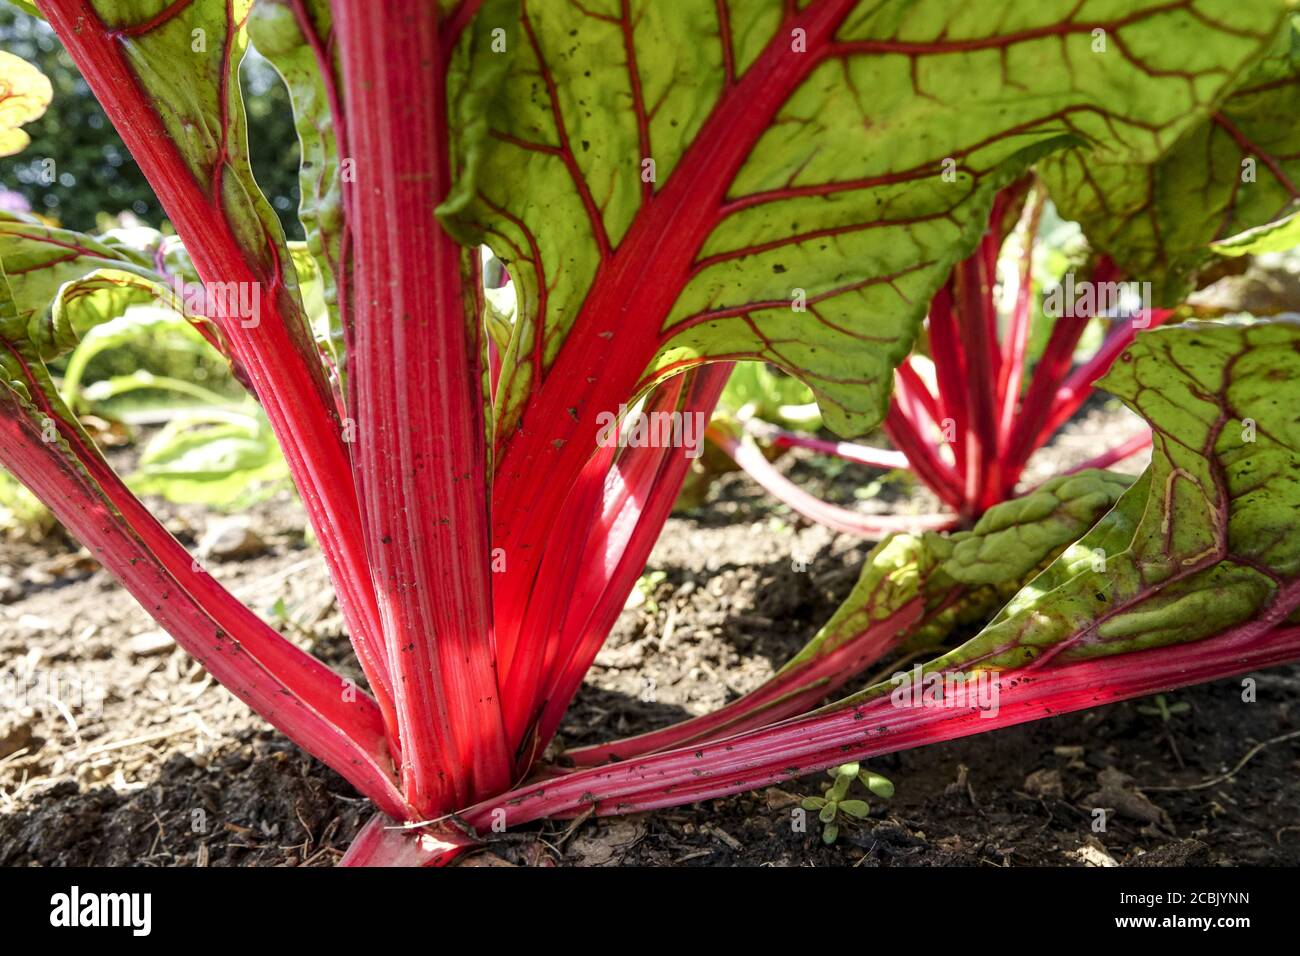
<box><xmin>1035</xmin><ymin>309</ymin><xmax>1175</xmax><ymax>448</ymax></box>
<box><xmin>923</xmin><ymin>283</ymin><xmax>969</xmax><ymax>476</ymax></box>
<box><xmin>339</xmin><ymin>812</ymin><xmax>473</xmax><ymax>867</ymax></box>
<box><xmin>332</xmin><ymin>0</ymin><xmax>509</xmax><ymax>815</ymax></box>
<box><xmin>953</xmin><ymin>249</ymin><xmax>1002</xmax><ymax>510</ymax></box>
<box><xmin>0</xmin><ymin>388</ymin><xmax>408</xmax><ymax>820</ymax></box>
<box><xmin>37</xmin><ymin>0</ymin><xmax>397</xmax><ymax>739</ymax></box>
<box><xmin>894</xmin><ymin>360</ymin><xmax>942</xmax><ymax>432</ymax></box>
<box><xmin>752</xmin><ymin>421</ymin><xmax>909</xmax><ymax>471</ymax></box>
<box><xmin>1003</xmin><ymin>257</ymin><xmax>1127</xmax><ymax>471</ymax></box>
<box><xmin>710</xmin><ymin>425</ymin><xmax>958</xmax><ymax>536</ymax></box>
<box><xmin>997</xmin><ymin>194</ymin><xmax>1044</xmax><ymax>446</ymax></box>
<box><xmin>882</xmin><ymin>405</ymin><xmax>967</xmax><ymax>513</ymax></box>
<box><xmin>489</xmin><ymin>0</ymin><xmax>862</xmax><ymax>688</ymax></box>
<box><xmin>504</xmin><ymin>367</ymin><xmax>717</xmax><ymax>755</ymax></box>
<box><xmin>502</xmin><ymin>439</ymin><xmax>620</xmax><ymax>761</ymax></box>
<box><xmin>1057</xmin><ymin>429</ymin><xmax>1152</xmax><ymax>477</ymax></box>
<box><xmin>1002</xmin><ymin>313</ymin><xmax>1090</xmax><ymax>472</ymax></box>
<box><xmin>529</xmin><ymin>366</ymin><xmax>733</xmax><ymax>760</ymax></box>
<box><xmin>459</xmin><ymin>621</ymin><xmax>1300</xmax><ymax>835</ymax></box>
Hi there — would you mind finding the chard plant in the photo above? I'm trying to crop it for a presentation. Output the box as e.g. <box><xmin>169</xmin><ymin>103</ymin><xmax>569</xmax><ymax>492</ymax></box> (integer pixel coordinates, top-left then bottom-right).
<box><xmin>712</xmin><ymin>189</ymin><xmax>1175</xmax><ymax>534</ymax></box>
<box><xmin>719</xmin><ymin>6</ymin><xmax>1300</xmax><ymax>532</ymax></box>
<box><xmin>1</xmin><ymin>0</ymin><xmax>1299</xmax><ymax>867</ymax></box>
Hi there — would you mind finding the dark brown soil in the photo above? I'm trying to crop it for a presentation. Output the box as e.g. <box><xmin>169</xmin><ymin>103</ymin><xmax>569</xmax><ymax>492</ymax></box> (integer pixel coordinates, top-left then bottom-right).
<box><xmin>2</xmin><ymin>400</ymin><xmax>1298</xmax><ymax>867</ymax></box>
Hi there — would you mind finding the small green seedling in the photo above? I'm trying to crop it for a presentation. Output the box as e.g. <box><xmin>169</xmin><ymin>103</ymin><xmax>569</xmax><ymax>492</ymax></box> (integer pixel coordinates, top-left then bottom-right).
<box><xmin>1137</xmin><ymin>694</ymin><xmax>1190</xmax><ymax>724</ymax></box>
<box><xmin>801</xmin><ymin>762</ymin><xmax>894</xmax><ymax>844</ymax></box>
<box><xmin>634</xmin><ymin>570</ymin><xmax>668</xmax><ymax>614</ymax></box>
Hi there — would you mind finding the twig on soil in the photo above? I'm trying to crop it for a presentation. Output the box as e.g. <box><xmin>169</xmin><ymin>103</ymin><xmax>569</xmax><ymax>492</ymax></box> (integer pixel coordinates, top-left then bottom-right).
<box><xmin>75</xmin><ymin>718</ymin><xmax>201</xmax><ymax>759</ymax></box>
<box><xmin>230</xmin><ymin>558</ymin><xmax>317</xmax><ymax>600</ymax></box>
<box><xmin>551</xmin><ymin>806</ymin><xmax>594</xmax><ymax>849</ymax></box>
<box><xmin>674</xmin><ymin>849</ymin><xmax>713</xmax><ymax>863</ymax></box>
<box><xmin>33</xmin><ymin>690</ymin><xmax>82</xmax><ymax>747</ymax></box>
<box><xmin>1143</xmin><ymin>729</ymin><xmax>1300</xmax><ymax>793</ymax></box>
<box><xmin>1275</xmin><ymin>825</ymin><xmax>1300</xmax><ymax>846</ymax></box>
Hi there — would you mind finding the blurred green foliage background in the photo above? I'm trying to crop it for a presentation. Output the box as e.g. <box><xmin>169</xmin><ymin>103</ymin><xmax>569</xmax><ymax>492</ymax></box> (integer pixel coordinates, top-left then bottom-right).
<box><xmin>0</xmin><ymin>5</ymin><xmax>307</xmax><ymax>532</ymax></box>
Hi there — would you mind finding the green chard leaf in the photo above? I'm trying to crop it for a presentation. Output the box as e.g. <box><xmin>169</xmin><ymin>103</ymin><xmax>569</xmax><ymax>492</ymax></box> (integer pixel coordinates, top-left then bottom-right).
<box><xmin>575</xmin><ymin>468</ymin><xmax>1134</xmax><ymax>760</ymax></box>
<box><xmin>1042</xmin><ymin>14</ymin><xmax>1300</xmax><ymax>304</ymax></box>
<box><xmin>128</xmin><ymin>412</ymin><xmax>289</xmax><ymax>507</ymax></box>
<box><xmin>99</xmin><ymin>0</ymin><xmax>302</xmax><ymax>290</ymax></box>
<box><xmin>0</xmin><ymin>216</ymin><xmax>171</xmax><ymax>352</ymax></box>
<box><xmin>247</xmin><ymin>0</ymin><xmax>349</xmax><ymax>355</ymax></box>
<box><xmin>791</xmin><ymin>470</ymin><xmax>1134</xmax><ymax>675</ymax></box>
<box><xmin>1212</xmin><ymin>206</ymin><xmax>1300</xmax><ymax>257</ymax></box>
<box><xmin>444</xmin><ymin>0</ymin><xmax>1289</xmax><ymax>445</ymax></box>
<box><xmin>30</xmin><ymin>0</ymin><xmax>335</xmax><ymax>420</ymax></box>
<box><xmin>0</xmin><ymin>216</ymin><xmax>246</xmax><ymax>399</ymax></box>
<box><xmin>0</xmin><ymin>257</ymin><xmax>115</xmax><ymax>481</ymax></box>
<box><xmin>851</xmin><ymin>318</ymin><xmax>1300</xmax><ymax>703</ymax></box>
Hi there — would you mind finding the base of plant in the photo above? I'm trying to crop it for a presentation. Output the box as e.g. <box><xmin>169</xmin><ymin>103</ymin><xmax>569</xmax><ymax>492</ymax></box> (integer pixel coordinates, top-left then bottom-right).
<box><xmin>338</xmin><ymin>813</ymin><xmax>475</xmax><ymax>868</ymax></box>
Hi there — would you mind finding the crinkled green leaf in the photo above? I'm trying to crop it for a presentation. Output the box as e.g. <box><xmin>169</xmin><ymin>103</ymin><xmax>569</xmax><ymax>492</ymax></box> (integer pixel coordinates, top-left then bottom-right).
<box><xmin>1043</xmin><ymin>15</ymin><xmax>1300</xmax><ymax>304</ymax></box>
<box><xmin>53</xmin><ymin>298</ymin><xmax>287</xmax><ymax>508</ymax></box>
<box><xmin>0</xmin><ymin>215</ymin><xmax>169</xmax><ymax>356</ymax></box>
<box><xmin>60</xmin><ymin>306</ymin><xmax>215</xmax><ymax>408</ymax></box>
<box><xmin>446</xmin><ymin>0</ymin><xmax>1288</xmax><ymax>439</ymax></box>
<box><xmin>785</xmin><ymin>470</ymin><xmax>1133</xmax><ymax>678</ymax></box>
<box><xmin>0</xmin><ymin>256</ymin><xmax>105</xmax><ymax>488</ymax></box>
<box><xmin>859</xmin><ymin>318</ymin><xmax>1300</xmax><ymax>699</ymax></box>
<box><xmin>1212</xmin><ymin>207</ymin><xmax>1300</xmax><ymax>256</ymax></box>
<box><xmin>41</xmin><ymin>269</ymin><xmax>178</xmax><ymax>363</ymax></box>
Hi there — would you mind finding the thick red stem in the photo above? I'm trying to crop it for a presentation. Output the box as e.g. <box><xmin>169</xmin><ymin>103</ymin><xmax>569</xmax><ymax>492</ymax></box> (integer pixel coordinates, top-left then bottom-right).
<box><xmin>490</xmin><ymin>0</ymin><xmax>861</xmax><ymax>688</ymax></box>
<box><xmin>501</xmin><ymin>440</ymin><xmax>618</xmax><ymax>765</ymax></box>
<box><xmin>996</xmin><ymin>194</ymin><xmax>1044</xmax><ymax>446</ymax></box>
<box><xmin>529</xmin><ymin>366</ymin><xmax>732</xmax><ymax>761</ymax></box>
<box><xmin>1003</xmin><ymin>313</ymin><xmax>1090</xmax><ymax>472</ymax></box>
<box><xmin>459</xmin><ymin>622</ymin><xmax>1300</xmax><ymax>831</ymax></box>
<box><xmin>0</xmin><ymin>393</ymin><xmax>408</xmax><ymax>819</ymax></box>
<box><xmin>883</xmin><ymin>405</ymin><xmax>967</xmax><ymax>513</ymax></box>
<box><xmin>894</xmin><ymin>359</ymin><xmax>942</xmax><ymax>431</ymax></box>
<box><xmin>331</xmin><ymin>0</ymin><xmax>510</xmax><ymax>814</ymax></box>
<box><xmin>922</xmin><ymin>283</ymin><xmax>969</xmax><ymax>477</ymax></box>
<box><xmin>338</xmin><ymin>813</ymin><xmax>472</xmax><ymax>867</ymax></box>
<box><xmin>953</xmin><ymin>246</ymin><xmax>1002</xmax><ymax>510</ymax></box>
<box><xmin>37</xmin><ymin>0</ymin><xmax>396</xmax><ymax>738</ymax></box>
<box><xmin>712</xmin><ymin>425</ymin><xmax>958</xmax><ymax>536</ymax></box>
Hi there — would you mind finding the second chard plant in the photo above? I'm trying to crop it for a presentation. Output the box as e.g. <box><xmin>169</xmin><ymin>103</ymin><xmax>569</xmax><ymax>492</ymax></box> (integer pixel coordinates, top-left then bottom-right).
<box><xmin>2</xmin><ymin>0</ymin><xmax>1300</xmax><ymax>865</ymax></box>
